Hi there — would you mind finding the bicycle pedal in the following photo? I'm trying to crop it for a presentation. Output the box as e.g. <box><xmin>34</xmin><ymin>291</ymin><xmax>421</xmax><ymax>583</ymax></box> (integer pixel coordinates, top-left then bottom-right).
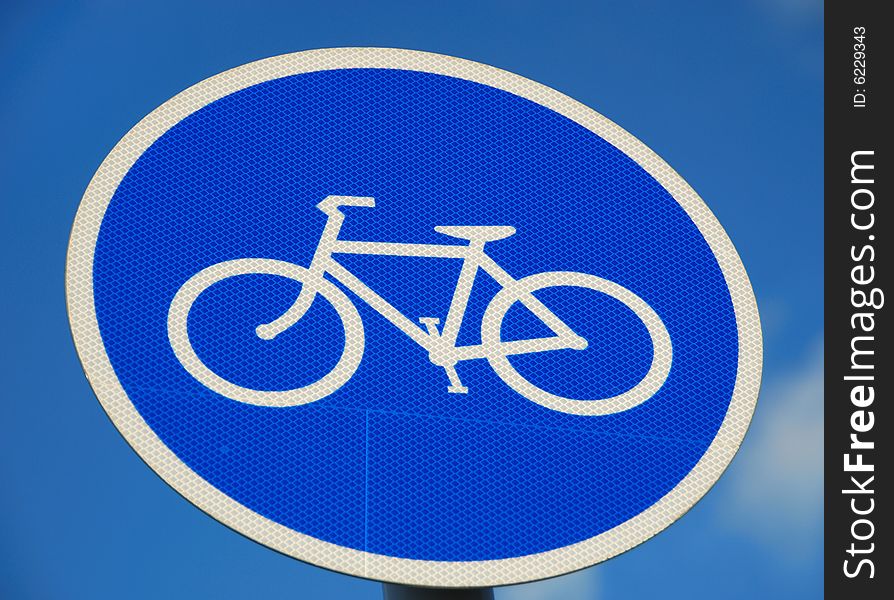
<box><xmin>419</xmin><ymin>317</ymin><xmax>441</xmax><ymax>337</ymax></box>
<box><xmin>447</xmin><ymin>385</ymin><xmax>469</xmax><ymax>394</ymax></box>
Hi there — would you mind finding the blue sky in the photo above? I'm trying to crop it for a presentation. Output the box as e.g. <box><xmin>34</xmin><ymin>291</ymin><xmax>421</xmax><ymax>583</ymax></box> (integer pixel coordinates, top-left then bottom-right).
<box><xmin>0</xmin><ymin>1</ymin><xmax>822</xmax><ymax>598</ymax></box>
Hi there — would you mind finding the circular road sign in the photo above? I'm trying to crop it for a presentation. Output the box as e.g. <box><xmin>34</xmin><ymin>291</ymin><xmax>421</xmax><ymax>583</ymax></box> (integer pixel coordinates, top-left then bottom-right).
<box><xmin>67</xmin><ymin>48</ymin><xmax>762</xmax><ymax>587</ymax></box>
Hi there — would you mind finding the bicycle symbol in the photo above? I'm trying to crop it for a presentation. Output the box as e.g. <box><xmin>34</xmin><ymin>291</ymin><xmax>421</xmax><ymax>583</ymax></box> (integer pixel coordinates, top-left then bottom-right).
<box><xmin>168</xmin><ymin>196</ymin><xmax>672</xmax><ymax>416</ymax></box>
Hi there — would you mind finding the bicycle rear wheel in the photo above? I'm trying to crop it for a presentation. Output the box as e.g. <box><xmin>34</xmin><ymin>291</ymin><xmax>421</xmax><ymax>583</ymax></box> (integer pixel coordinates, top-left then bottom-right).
<box><xmin>481</xmin><ymin>271</ymin><xmax>671</xmax><ymax>416</ymax></box>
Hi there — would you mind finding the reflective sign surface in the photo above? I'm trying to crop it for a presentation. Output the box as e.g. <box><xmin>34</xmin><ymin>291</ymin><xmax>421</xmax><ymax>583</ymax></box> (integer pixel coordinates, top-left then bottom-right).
<box><xmin>67</xmin><ymin>48</ymin><xmax>762</xmax><ymax>587</ymax></box>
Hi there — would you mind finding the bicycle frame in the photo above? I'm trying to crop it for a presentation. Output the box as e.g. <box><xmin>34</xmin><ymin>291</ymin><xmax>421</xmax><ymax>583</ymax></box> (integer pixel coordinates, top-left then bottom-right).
<box><xmin>260</xmin><ymin>197</ymin><xmax>585</xmax><ymax>368</ymax></box>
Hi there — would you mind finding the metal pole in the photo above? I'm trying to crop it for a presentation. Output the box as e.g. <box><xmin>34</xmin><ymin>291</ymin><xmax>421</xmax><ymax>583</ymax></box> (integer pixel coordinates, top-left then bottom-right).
<box><xmin>382</xmin><ymin>584</ymin><xmax>494</xmax><ymax>600</ymax></box>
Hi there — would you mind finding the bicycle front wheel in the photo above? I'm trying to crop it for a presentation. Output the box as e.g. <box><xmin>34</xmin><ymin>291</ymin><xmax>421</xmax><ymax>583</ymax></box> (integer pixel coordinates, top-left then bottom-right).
<box><xmin>481</xmin><ymin>271</ymin><xmax>672</xmax><ymax>416</ymax></box>
<box><xmin>167</xmin><ymin>259</ymin><xmax>364</xmax><ymax>406</ymax></box>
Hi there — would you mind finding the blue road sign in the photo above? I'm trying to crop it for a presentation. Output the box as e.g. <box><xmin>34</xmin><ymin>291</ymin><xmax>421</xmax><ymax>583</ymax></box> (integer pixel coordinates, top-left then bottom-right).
<box><xmin>67</xmin><ymin>48</ymin><xmax>762</xmax><ymax>587</ymax></box>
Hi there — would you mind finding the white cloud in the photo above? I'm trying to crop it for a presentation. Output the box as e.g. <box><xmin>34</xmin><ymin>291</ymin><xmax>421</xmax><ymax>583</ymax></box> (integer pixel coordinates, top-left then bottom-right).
<box><xmin>721</xmin><ymin>341</ymin><xmax>823</xmax><ymax>560</ymax></box>
<box><xmin>496</xmin><ymin>341</ymin><xmax>823</xmax><ymax>590</ymax></box>
<box><xmin>498</xmin><ymin>567</ymin><xmax>599</xmax><ymax>600</ymax></box>
<box><xmin>756</xmin><ymin>0</ymin><xmax>823</xmax><ymax>22</ymax></box>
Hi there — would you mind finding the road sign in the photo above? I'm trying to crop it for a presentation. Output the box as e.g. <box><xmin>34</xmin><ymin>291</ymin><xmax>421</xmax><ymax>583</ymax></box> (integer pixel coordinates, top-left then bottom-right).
<box><xmin>67</xmin><ymin>48</ymin><xmax>762</xmax><ymax>587</ymax></box>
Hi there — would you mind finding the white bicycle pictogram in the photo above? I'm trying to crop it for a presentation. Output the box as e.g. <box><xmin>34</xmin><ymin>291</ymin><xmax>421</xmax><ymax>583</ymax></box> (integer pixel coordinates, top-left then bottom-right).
<box><xmin>168</xmin><ymin>196</ymin><xmax>672</xmax><ymax>416</ymax></box>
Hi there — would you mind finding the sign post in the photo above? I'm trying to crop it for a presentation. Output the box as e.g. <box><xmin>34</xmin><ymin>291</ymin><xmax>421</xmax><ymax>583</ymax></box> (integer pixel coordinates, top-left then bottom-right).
<box><xmin>383</xmin><ymin>585</ymin><xmax>493</xmax><ymax>600</ymax></box>
<box><xmin>67</xmin><ymin>48</ymin><xmax>761</xmax><ymax>592</ymax></box>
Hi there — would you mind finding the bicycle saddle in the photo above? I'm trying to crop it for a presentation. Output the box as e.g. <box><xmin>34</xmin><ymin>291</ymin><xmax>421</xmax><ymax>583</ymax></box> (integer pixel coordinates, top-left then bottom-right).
<box><xmin>434</xmin><ymin>225</ymin><xmax>516</xmax><ymax>242</ymax></box>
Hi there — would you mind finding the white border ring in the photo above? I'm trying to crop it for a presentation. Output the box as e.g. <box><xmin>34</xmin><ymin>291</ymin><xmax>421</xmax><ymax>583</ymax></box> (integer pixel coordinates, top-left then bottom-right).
<box><xmin>66</xmin><ymin>48</ymin><xmax>762</xmax><ymax>587</ymax></box>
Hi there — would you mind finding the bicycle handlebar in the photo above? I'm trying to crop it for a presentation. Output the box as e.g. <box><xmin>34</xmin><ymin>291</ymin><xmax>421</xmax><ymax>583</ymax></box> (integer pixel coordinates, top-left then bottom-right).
<box><xmin>317</xmin><ymin>195</ymin><xmax>376</xmax><ymax>215</ymax></box>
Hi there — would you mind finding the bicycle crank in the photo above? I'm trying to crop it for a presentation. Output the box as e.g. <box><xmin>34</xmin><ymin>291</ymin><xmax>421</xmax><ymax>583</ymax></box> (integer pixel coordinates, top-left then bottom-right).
<box><xmin>419</xmin><ymin>317</ymin><xmax>469</xmax><ymax>394</ymax></box>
